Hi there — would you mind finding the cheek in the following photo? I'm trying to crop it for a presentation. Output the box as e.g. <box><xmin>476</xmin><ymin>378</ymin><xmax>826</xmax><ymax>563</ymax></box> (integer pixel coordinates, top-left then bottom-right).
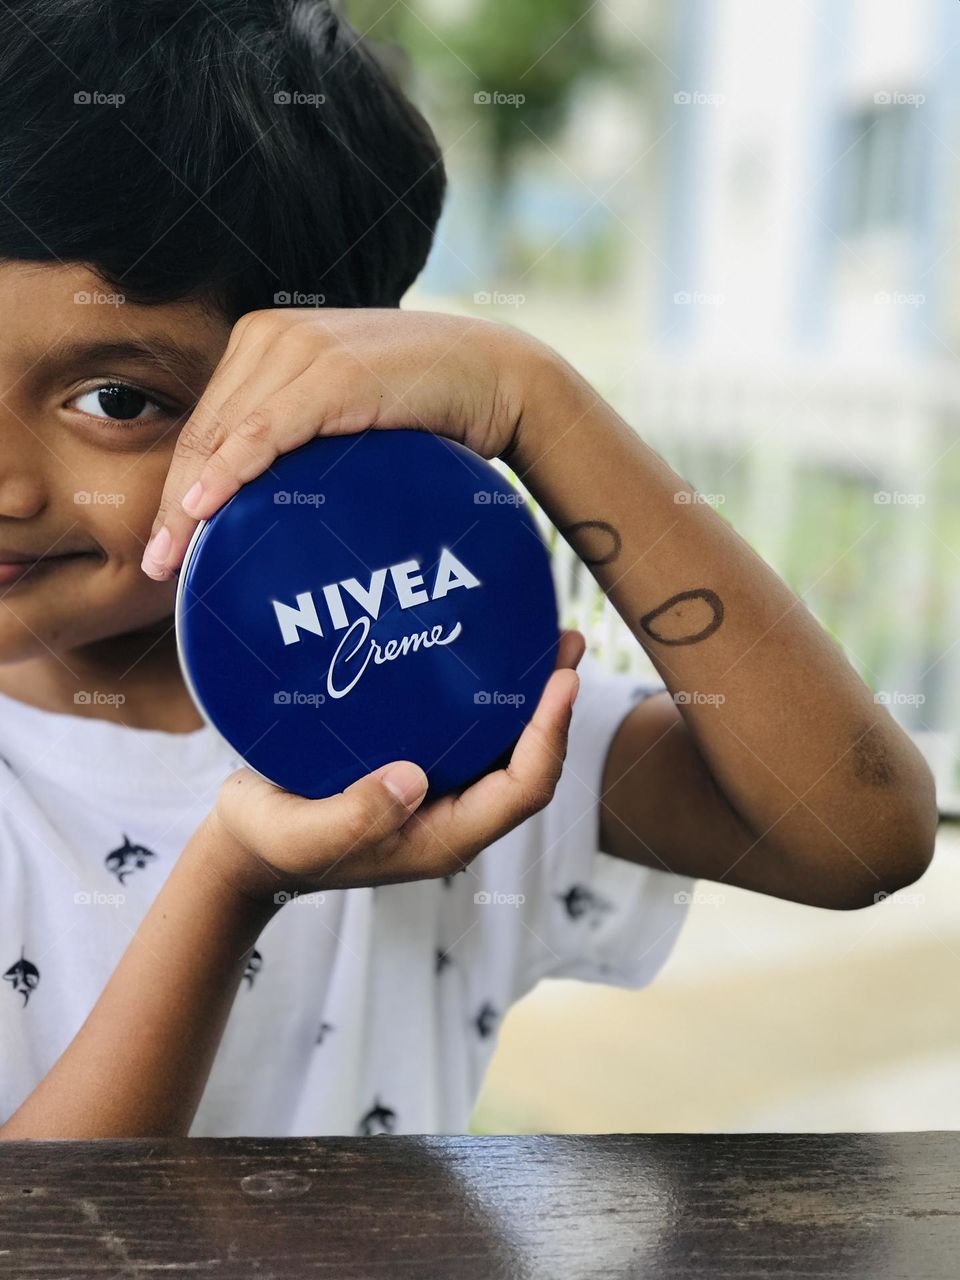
<box><xmin>81</xmin><ymin>447</ymin><xmax>174</xmax><ymax>557</ymax></box>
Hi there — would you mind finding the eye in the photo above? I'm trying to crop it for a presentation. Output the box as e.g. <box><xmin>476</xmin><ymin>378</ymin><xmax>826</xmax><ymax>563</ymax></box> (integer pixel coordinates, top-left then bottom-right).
<box><xmin>69</xmin><ymin>383</ymin><xmax>175</xmax><ymax>425</ymax></box>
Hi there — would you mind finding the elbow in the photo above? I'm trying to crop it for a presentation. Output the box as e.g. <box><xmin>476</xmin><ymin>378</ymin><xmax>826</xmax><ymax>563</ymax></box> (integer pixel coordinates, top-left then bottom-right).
<box><xmin>826</xmin><ymin>782</ymin><xmax>939</xmax><ymax>912</ymax></box>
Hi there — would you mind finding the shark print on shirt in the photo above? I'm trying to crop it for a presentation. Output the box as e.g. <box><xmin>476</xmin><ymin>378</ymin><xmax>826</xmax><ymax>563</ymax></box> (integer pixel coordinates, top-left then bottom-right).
<box><xmin>3</xmin><ymin>948</ymin><xmax>39</xmax><ymax>1007</ymax></box>
<box><xmin>243</xmin><ymin>948</ymin><xmax>263</xmax><ymax>988</ymax></box>
<box><xmin>557</xmin><ymin>884</ymin><xmax>614</xmax><ymax>927</ymax></box>
<box><xmin>359</xmin><ymin>1097</ymin><xmax>397</xmax><ymax>1135</ymax></box>
<box><xmin>474</xmin><ymin>1001</ymin><xmax>498</xmax><ymax>1038</ymax></box>
<box><xmin>105</xmin><ymin>833</ymin><xmax>157</xmax><ymax>884</ymax></box>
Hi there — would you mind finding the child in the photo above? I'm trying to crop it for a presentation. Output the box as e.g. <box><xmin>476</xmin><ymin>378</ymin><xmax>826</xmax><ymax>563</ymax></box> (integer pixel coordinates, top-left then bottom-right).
<box><xmin>0</xmin><ymin>0</ymin><xmax>936</xmax><ymax>1139</ymax></box>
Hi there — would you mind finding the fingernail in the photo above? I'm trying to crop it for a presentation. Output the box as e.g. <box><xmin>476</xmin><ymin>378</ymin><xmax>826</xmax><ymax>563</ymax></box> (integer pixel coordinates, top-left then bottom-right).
<box><xmin>569</xmin><ymin>672</ymin><xmax>581</xmax><ymax>707</ymax></box>
<box><xmin>182</xmin><ymin>480</ymin><xmax>205</xmax><ymax>516</ymax></box>
<box><xmin>383</xmin><ymin>763</ymin><xmax>428</xmax><ymax>807</ymax></box>
<box><xmin>141</xmin><ymin>524</ymin><xmax>171</xmax><ymax>576</ymax></box>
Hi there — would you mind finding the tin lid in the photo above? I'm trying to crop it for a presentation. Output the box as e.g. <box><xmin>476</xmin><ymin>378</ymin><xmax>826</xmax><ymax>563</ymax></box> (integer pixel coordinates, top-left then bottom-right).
<box><xmin>175</xmin><ymin>429</ymin><xmax>559</xmax><ymax>799</ymax></box>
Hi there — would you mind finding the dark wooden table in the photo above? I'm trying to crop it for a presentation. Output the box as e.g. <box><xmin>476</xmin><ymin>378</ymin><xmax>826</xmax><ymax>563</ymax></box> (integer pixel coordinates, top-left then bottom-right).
<box><xmin>1</xmin><ymin>1132</ymin><xmax>958</xmax><ymax>1278</ymax></box>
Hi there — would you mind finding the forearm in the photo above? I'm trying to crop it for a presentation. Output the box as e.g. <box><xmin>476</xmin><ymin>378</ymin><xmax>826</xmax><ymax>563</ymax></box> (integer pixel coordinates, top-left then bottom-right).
<box><xmin>0</xmin><ymin>815</ymin><xmax>277</xmax><ymax>1139</ymax></box>
<box><xmin>512</xmin><ymin>348</ymin><xmax>937</xmax><ymax>878</ymax></box>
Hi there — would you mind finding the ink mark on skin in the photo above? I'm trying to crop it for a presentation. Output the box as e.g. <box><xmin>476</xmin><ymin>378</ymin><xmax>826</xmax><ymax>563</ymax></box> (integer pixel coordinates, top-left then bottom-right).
<box><xmin>852</xmin><ymin>725</ymin><xmax>896</xmax><ymax>787</ymax></box>
<box><xmin>640</xmin><ymin>588</ymin><xmax>724</xmax><ymax>646</ymax></box>
<box><xmin>561</xmin><ymin>520</ymin><xmax>622</xmax><ymax>567</ymax></box>
<box><xmin>3</xmin><ymin>948</ymin><xmax>39</xmax><ymax>1007</ymax></box>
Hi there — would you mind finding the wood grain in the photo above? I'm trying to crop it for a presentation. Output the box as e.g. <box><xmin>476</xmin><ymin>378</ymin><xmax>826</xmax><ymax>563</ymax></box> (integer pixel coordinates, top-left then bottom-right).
<box><xmin>0</xmin><ymin>1132</ymin><xmax>958</xmax><ymax>1278</ymax></box>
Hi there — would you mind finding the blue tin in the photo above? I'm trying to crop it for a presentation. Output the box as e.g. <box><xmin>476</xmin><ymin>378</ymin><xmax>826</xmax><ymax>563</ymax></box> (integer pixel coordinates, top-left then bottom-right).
<box><xmin>175</xmin><ymin>429</ymin><xmax>559</xmax><ymax>799</ymax></box>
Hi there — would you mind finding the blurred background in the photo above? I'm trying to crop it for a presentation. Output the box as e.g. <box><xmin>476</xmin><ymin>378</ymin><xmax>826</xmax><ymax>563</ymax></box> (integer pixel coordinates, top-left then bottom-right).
<box><xmin>346</xmin><ymin>0</ymin><xmax>960</xmax><ymax>1132</ymax></box>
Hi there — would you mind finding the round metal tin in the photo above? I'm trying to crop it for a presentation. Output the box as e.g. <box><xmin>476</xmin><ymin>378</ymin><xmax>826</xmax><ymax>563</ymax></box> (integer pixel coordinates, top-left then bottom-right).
<box><xmin>175</xmin><ymin>429</ymin><xmax>559</xmax><ymax>800</ymax></box>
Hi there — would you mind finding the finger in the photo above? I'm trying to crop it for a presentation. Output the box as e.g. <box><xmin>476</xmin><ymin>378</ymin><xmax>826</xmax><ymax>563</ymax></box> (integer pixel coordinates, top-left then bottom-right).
<box><xmin>176</xmin><ymin>370</ymin><xmax>325</xmax><ymax>522</ymax></box>
<box><xmin>273</xmin><ymin>758</ymin><xmax>430</xmax><ymax>864</ymax></box>
<box><xmin>555</xmin><ymin>628</ymin><xmax>586</xmax><ymax>671</ymax></box>
<box><xmin>392</xmin><ymin>666</ymin><xmax>579</xmax><ymax>875</ymax></box>
<box><xmin>140</xmin><ymin>323</ymin><xmax>296</xmax><ymax>580</ymax></box>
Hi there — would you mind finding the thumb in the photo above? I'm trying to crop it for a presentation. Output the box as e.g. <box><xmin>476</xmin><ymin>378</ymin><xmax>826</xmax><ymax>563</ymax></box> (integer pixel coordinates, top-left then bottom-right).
<box><xmin>334</xmin><ymin>760</ymin><xmax>430</xmax><ymax>847</ymax></box>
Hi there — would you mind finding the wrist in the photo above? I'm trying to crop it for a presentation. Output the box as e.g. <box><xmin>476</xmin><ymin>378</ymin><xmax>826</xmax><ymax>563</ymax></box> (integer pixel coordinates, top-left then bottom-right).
<box><xmin>501</xmin><ymin>334</ymin><xmax>596</xmax><ymax>477</ymax></box>
<box><xmin>187</xmin><ymin>810</ymin><xmax>286</xmax><ymax>922</ymax></box>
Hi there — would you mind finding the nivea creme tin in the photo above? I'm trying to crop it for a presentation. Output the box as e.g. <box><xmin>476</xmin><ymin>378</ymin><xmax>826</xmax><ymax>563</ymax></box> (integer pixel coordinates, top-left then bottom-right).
<box><xmin>175</xmin><ymin>429</ymin><xmax>559</xmax><ymax>799</ymax></box>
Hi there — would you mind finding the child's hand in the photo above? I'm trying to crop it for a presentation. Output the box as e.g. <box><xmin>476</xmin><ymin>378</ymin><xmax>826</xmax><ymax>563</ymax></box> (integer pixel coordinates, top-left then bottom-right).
<box><xmin>203</xmin><ymin>631</ymin><xmax>583</xmax><ymax>902</ymax></box>
<box><xmin>141</xmin><ymin>308</ymin><xmax>553</xmax><ymax>580</ymax></box>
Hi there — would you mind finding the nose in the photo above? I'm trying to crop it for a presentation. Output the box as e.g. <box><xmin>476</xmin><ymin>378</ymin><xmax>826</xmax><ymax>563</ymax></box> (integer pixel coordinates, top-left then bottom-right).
<box><xmin>0</xmin><ymin>409</ymin><xmax>48</xmax><ymax>519</ymax></box>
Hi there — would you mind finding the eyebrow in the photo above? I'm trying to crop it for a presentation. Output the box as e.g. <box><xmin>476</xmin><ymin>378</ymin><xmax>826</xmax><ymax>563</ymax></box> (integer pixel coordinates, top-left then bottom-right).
<box><xmin>22</xmin><ymin>336</ymin><xmax>218</xmax><ymax>391</ymax></box>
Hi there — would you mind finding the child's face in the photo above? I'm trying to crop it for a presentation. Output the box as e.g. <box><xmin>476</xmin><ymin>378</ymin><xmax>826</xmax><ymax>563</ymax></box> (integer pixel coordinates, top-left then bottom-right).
<box><xmin>0</xmin><ymin>261</ymin><xmax>232</xmax><ymax>663</ymax></box>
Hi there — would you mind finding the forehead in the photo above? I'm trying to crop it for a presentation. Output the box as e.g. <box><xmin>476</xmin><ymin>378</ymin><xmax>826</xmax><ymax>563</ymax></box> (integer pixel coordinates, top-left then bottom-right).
<box><xmin>0</xmin><ymin>260</ymin><xmax>231</xmax><ymax>381</ymax></box>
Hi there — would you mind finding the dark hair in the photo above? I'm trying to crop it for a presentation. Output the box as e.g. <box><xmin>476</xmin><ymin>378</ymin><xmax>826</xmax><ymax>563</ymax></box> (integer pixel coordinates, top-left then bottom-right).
<box><xmin>0</xmin><ymin>0</ymin><xmax>446</xmax><ymax>318</ymax></box>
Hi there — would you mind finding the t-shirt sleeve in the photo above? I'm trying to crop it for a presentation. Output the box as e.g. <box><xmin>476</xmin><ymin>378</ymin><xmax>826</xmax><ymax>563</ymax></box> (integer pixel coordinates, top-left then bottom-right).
<box><xmin>510</xmin><ymin>651</ymin><xmax>696</xmax><ymax>997</ymax></box>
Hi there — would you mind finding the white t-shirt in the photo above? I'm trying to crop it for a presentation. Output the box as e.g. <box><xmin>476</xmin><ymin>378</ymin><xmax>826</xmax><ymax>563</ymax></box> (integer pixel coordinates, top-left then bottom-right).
<box><xmin>0</xmin><ymin>653</ymin><xmax>693</xmax><ymax>1136</ymax></box>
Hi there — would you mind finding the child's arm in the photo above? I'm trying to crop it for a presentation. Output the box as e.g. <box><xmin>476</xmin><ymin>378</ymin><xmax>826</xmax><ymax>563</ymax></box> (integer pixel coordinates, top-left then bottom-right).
<box><xmin>138</xmin><ymin>308</ymin><xmax>937</xmax><ymax>911</ymax></box>
<box><xmin>511</xmin><ymin>353</ymin><xmax>938</xmax><ymax>909</ymax></box>
<box><xmin>0</xmin><ymin>816</ymin><xmax>273</xmax><ymax>1138</ymax></box>
<box><xmin>0</xmin><ymin>656</ymin><xmax>577</xmax><ymax>1138</ymax></box>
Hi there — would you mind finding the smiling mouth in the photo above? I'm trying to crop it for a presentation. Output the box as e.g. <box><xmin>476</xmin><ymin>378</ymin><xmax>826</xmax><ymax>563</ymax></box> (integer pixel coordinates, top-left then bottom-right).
<box><xmin>0</xmin><ymin>551</ymin><xmax>98</xmax><ymax>588</ymax></box>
